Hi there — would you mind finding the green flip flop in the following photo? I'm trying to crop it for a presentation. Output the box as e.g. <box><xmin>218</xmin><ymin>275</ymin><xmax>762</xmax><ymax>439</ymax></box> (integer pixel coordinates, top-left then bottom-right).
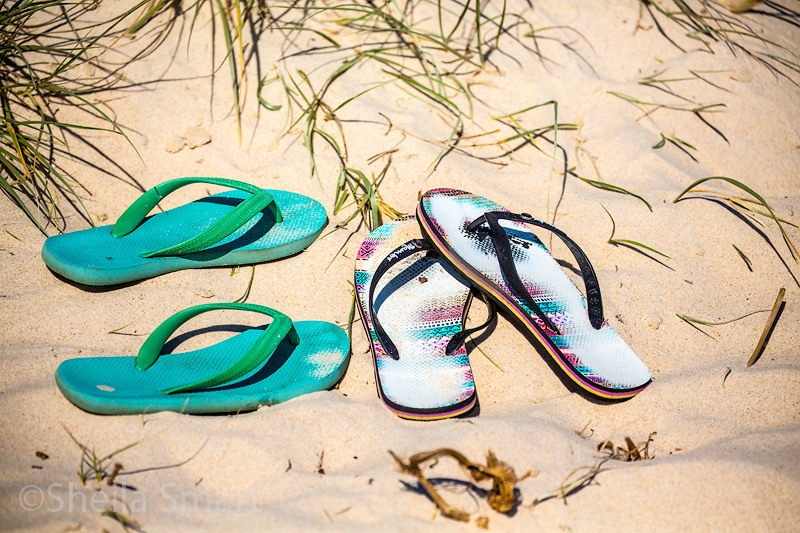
<box><xmin>42</xmin><ymin>178</ymin><xmax>327</xmax><ymax>286</ymax></box>
<box><xmin>55</xmin><ymin>303</ymin><xmax>350</xmax><ymax>415</ymax></box>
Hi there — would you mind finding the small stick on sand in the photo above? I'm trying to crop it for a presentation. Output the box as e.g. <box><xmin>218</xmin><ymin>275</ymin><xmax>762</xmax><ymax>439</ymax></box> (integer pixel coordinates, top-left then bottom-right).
<box><xmin>747</xmin><ymin>288</ymin><xmax>785</xmax><ymax>367</ymax></box>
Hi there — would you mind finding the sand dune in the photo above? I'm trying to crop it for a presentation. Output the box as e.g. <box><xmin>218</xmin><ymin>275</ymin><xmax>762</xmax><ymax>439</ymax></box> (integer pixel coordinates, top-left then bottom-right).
<box><xmin>1</xmin><ymin>0</ymin><xmax>798</xmax><ymax>530</ymax></box>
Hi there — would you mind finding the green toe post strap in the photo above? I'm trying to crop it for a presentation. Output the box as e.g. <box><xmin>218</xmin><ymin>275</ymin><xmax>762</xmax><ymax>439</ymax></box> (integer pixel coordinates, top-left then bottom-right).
<box><xmin>111</xmin><ymin>178</ymin><xmax>283</xmax><ymax>258</ymax></box>
<box><xmin>135</xmin><ymin>303</ymin><xmax>300</xmax><ymax>394</ymax></box>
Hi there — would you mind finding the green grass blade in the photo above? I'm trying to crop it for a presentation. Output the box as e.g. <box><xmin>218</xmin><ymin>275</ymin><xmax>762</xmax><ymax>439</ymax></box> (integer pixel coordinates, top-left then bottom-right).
<box><xmin>258</xmin><ymin>75</ymin><xmax>282</xmax><ymax>111</ymax></box>
<box><xmin>574</xmin><ymin>174</ymin><xmax>652</xmax><ymax>211</ymax></box>
<box><xmin>732</xmin><ymin>244</ymin><xmax>753</xmax><ymax>270</ymax></box>
<box><xmin>232</xmin><ymin>265</ymin><xmax>255</xmax><ymax>303</ymax></box>
<box><xmin>213</xmin><ymin>0</ymin><xmax>241</xmax><ymax>146</ymax></box>
<box><xmin>674</xmin><ymin>177</ymin><xmax>798</xmax><ymax>260</ymax></box>
<box><xmin>601</xmin><ymin>204</ymin><xmax>671</xmax><ymax>259</ymax></box>
<box><xmin>676</xmin><ymin>308</ymin><xmax>769</xmax><ymax>327</ymax></box>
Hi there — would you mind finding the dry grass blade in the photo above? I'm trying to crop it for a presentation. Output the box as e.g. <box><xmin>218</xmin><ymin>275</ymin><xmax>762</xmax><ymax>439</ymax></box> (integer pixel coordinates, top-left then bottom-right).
<box><xmin>258</xmin><ymin>75</ymin><xmax>283</xmax><ymax>111</ymax></box>
<box><xmin>469</xmin><ymin>335</ymin><xmax>504</xmax><ymax>372</ymax></box>
<box><xmin>723</xmin><ymin>195</ymin><xmax>798</xmax><ymax>228</ymax></box>
<box><xmin>493</xmin><ymin>101</ymin><xmax>563</xmax><ymax>222</ymax></box>
<box><xmin>653</xmin><ymin>132</ymin><xmax>696</xmax><ymax>151</ymax></box>
<box><xmin>722</xmin><ymin>366</ymin><xmax>732</xmax><ymax>388</ymax></box>
<box><xmin>390</xmin><ymin>448</ymin><xmax>528</xmax><ymax>522</ymax></box>
<box><xmin>529</xmin><ymin>460</ymin><xmax>606</xmax><ymax>508</ymax></box>
<box><xmin>108</xmin><ymin>322</ymin><xmax>135</xmax><ymax>335</ymax></box>
<box><xmin>607</xmin><ymin>90</ymin><xmax>725</xmax><ymax>115</ymax></box>
<box><xmin>571</xmin><ymin>169</ymin><xmax>652</xmax><ymax>211</ymax></box>
<box><xmin>747</xmin><ymin>287</ymin><xmax>785</xmax><ymax>367</ymax></box>
<box><xmin>346</xmin><ymin>281</ymin><xmax>357</xmax><ymax>356</ymax></box>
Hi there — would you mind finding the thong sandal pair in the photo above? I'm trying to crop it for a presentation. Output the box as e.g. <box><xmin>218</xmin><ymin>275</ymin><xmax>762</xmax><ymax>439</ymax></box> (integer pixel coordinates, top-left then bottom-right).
<box><xmin>47</xmin><ymin>178</ymin><xmax>349</xmax><ymax>415</ymax></box>
<box><xmin>355</xmin><ymin>189</ymin><xmax>651</xmax><ymax>420</ymax></box>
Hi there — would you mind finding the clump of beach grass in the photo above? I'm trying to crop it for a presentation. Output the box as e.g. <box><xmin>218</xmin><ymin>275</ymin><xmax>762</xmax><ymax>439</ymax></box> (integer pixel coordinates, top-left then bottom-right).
<box><xmin>639</xmin><ymin>0</ymin><xmax>800</xmax><ymax>85</ymax></box>
<box><xmin>0</xmin><ymin>1</ymin><xmax>153</xmax><ymax>235</ymax></box>
<box><xmin>99</xmin><ymin>0</ymin><xmax>607</xmax><ymax>233</ymax></box>
<box><xmin>63</xmin><ymin>425</ymin><xmax>138</xmax><ymax>485</ymax></box>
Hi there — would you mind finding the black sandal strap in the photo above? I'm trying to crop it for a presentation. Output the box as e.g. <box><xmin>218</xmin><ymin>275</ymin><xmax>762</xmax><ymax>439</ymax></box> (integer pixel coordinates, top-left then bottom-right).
<box><xmin>368</xmin><ymin>239</ymin><xmax>495</xmax><ymax>360</ymax></box>
<box><xmin>368</xmin><ymin>239</ymin><xmax>434</xmax><ymax>360</ymax></box>
<box><xmin>444</xmin><ymin>296</ymin><xmax>496</xmax><ymax>356</ymax></box>
<box><xmin>467</xmin><ymin>211</ymin><xmax>604</xmax><ymax>331</ymax></box>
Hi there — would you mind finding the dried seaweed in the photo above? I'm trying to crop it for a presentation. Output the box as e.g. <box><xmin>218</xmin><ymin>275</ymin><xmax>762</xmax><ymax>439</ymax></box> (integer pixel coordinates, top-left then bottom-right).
<box><xmin>390</xmin><ymin>448</ymin><xmax>529</xmax><ymax>522</ymax></box>
<box><xmin>597</xmin><ymin>432</ymin><xmax>656</xmax><ymax>461</ymax></box>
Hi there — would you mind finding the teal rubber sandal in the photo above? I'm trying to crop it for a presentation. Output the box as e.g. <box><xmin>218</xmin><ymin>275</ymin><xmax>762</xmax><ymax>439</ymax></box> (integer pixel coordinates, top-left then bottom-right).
<box><xmin>55</xmin><ymin>303</ymin><xmax>350</xmax><ymax>415</ymax></box>
<box><xmin>42</xmin><ymin>178</ymin><xmax>327</xmax><ymax>286</ymax></box>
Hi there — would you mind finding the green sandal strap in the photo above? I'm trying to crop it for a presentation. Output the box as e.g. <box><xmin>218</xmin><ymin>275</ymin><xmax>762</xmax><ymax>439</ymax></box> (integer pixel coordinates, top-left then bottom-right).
<box><xmin>111</xmin><ymin>178</ymin><xmax>283</xmax><ymax>258</ymax></box>
<box><xmin>135</xmin><ymin>303</ymin><xmax>300</xmax><ymax>394</ymax></box>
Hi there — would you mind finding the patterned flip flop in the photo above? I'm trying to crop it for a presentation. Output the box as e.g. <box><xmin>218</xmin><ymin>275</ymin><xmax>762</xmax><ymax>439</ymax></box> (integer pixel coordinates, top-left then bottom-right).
<box><xmin>354</xmin><ymin>216</ymin><xmax>494</xmax><ymax>420</ymax></box>
<box><xmin>417</xmin><ymin>189</ymin><xmax>651</xmax><ymax>399</ymax></box>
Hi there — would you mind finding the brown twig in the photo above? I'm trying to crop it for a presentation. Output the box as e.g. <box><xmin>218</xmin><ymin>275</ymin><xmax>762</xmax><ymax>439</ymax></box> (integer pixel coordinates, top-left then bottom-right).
<box><xmin>748</xmin><ymin>288</ymin><xmax>785</xmax><ymax>367</ymax></box>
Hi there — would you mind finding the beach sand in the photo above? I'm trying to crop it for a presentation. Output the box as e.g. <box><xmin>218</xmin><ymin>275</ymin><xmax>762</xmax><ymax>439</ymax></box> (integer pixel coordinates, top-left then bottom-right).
<box><xmin>1</xmin><ymin>1</ymin><xmax>798</xmax><ymax>530</ymax></box>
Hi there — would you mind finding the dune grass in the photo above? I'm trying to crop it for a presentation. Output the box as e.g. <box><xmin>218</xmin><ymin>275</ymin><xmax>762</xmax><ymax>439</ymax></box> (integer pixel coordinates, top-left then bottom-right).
<box><xmin>0</xmin><ymin>1</ymin><xmax>149</xmax><ymax>235</ymax></box>
<box><xmin>262</xmin><ymin>0</ymin><xmax>559</xmax><ymax>229</ymax></box>
<box><xmin>601</xmin><ymin>204</ymin><xmax>672</xmax><ymax>260</ymax></box>
<box><xmin>640</xmin><ymin>0</ymin><xmax>800</xmax><ymax>84</ymax></box>
<box><xmin>63</xmin><ymin>425</ymin><xmax>138</xmax><ymax>485</ymax></box>
<box><xmin>5</xmin><ymin>0</ymin><xmax>624</xmax><ymax>234</ymax></box>
<box><xmin>674</xmin><ymin>177</ymin><xmax>798</xmax><ymax>261</ymax></box>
